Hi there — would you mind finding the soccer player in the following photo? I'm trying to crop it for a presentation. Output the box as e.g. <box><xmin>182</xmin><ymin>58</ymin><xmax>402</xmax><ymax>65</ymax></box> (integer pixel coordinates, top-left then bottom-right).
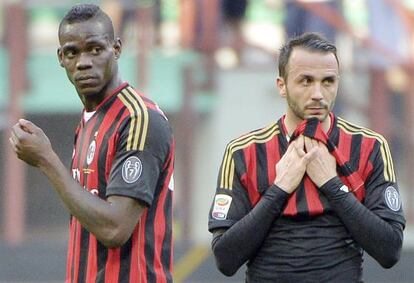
<box><xmin>208</xmin><ymin>33</ymin><xmax>405</xmax><ymax>282</ymax></box>
<box><xmin>9</xmin><ymin>4</ymin><xmax>174</xmax><ymax>283</ymax></box>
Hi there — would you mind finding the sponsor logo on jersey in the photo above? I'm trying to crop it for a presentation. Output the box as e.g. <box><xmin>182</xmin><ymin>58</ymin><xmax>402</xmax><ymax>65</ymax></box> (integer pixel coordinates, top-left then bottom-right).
<box><xmin>212</xmin><ymin>194</ymin><xmax>232</xmax><ymax>220</ymax></box>
<box><xmin>122</xmin><ymin>156</ymin><xmax>143</xmax><ymax>184</ymax></box>
<box><xmin>86</xmin><ymin>140</ymin><xmax>96</xmax><ymax>165</ymax></box>
<box><xmin>384</xmin><ymin>186</ymin><xmax>401</xmax><ymax>211</ymax></box>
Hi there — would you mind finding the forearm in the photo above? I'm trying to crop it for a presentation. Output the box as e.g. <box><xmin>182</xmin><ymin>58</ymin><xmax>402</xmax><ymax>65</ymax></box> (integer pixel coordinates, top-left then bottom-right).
<box><xmin>320</xmin><ymin>177</ymin><xmax>404</xmax><ymax>268</ymax></box>
<box><xmin>212</xmin><ymin>185</ymin><xmax>289</xmax><ymax>276</ymax></box>
<box><xmin>39</xmin><ymin>151</ymin><xmax>137</xmax><ymax>247</ymax></box>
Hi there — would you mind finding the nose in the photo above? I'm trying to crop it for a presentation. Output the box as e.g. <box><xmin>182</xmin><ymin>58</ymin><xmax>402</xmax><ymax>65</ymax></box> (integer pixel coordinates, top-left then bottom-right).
<box><xmin>311</xmin><ymin>83</ymin><xmax>323</xmax><ymax>100</ymax></box>
<box><xmin>76</xmin><ymin>53</ymin><xmax>92</xmax><ymax>70</ymax></box>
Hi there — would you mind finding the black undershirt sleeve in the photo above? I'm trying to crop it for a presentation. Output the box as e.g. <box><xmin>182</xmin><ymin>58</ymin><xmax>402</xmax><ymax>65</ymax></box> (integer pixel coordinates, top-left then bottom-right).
<box><xmin>211</xmin><ymin>185</ymin><xmax>289</xmax><ymax>276</ymax></box>
<box><xmin>319</xmin><ymin>176</ymin><xmax>404</xmax><ymax>268</ymax></box>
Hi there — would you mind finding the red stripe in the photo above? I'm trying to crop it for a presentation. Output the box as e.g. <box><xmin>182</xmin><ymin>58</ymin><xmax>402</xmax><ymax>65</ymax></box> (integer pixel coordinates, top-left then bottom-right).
<box><xmin>129</xmin><ymin>223</ymin><xmax>141</xmax><ymax>282</ymax></box>
<box><xmin>242</xmin><ymin>146</ymin><xmax>260</xmax><ymax>205</ymax></box>
<box><xmin>105</xmin><ymin>248</ymin><xmax>121</xmax><ymax>283</ymax></box>
<box><xmin>152</xmin><ymin>150</ymin><xmax>174</xmax><ymax>283</ymax></box>
<box><xmin>139</xmin><ymin>211</ymin><xmax>148</xmax><ymax>282</ymax></box>
<box><xmin>153</xmin><ymin>197</ymin><xmax>167</xmax><ymax>283</ymax></box>
<box><xmin>65</xmin><ymin>219</ymin><xmax>75</xmax><ymax>283</ymax></box>
<box><xmin>265</xmin><ymin>136</ymin><xmax>280</xmax><ymax>186</ymax></box>
<box><xmin>85</xmin><ymin>234</ymin><xmax>98</xmax><ymax>282</ymax></box>
<box><xmin>283</xmin><ymin>192</ymin><xmax>298</xmax><ymax>216</ymax></box>
<box><xmin>359</xmin><ymin>138</ymin><xmax>376</xmax><ymax>179</ymax></box>
<box><xmin>303</xmin><ymin>178</ymin><xmax>324</xmax><ymax>216</ymax></box>
<box><xmin>73</xmin><ymin>220</ymin><xmax>82</xmax><ymax>283</ymax></box>
<box><xmin>337</xmin><ymin>130</ymin><xmax>352</xmax><ymax>165</ymax></box>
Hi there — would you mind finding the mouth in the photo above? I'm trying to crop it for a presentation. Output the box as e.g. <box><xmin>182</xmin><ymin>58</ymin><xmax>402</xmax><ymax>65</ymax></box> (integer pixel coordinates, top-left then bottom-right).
<box><xmin>75</xmin><ymin>75</ymin><xmax>99</xmax><ymax>88</ymax></box>
<box><xmin>75</xmin><ymin>75</ymin><xmax>98</xmax><ymax>82</ymax></box>
<box><xmin>305</xmin><ymin>106</ymin><xmax>328</xmax><ymax>115</ymax></box>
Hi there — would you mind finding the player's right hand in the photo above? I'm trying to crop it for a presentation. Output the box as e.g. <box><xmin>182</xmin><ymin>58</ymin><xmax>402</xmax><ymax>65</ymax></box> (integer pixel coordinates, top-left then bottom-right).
<box><xmin>273</xmin><ymin>135</ymin><xmax>317</xmax><ymax>194</ymax></box>
<box><xmin>9</xmin><ymin>119</ymin><xmax>54</xmax><ymax>168</ymax></box>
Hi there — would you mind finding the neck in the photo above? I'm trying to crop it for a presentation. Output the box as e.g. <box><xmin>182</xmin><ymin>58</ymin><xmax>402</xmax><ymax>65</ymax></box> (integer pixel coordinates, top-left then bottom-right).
<box><xmin>284</xmin><ymin>113</ymin><xmax>331</xmax><ymax>137</ymax></box>
<box><xmin>82</xmin><ymin>77</ymin><xmax>122</xmax><ymax>111</ymax></box>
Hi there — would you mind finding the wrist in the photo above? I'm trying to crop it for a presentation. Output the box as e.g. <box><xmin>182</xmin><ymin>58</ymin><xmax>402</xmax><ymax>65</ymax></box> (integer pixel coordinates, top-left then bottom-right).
<box><xmin>319</xmin><ymin>176</ymin><xmax>347</xmax><ymax>197</ymax></box>
<box><xmin>38</xmin><ymin>151</ymin><xmax>60</xmax><ymax>173</ymax></box>
<box><xmin>273</xmin><ymin>181</ymin><xmax>294</xmax><ymax>194</ymax></box>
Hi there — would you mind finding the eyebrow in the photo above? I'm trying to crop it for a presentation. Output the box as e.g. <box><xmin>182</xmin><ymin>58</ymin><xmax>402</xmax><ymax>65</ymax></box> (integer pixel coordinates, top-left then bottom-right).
<box><xmin>322</xmin><ymin>75</ymin><xmax>338</xmax><ymax>80</ymax></box>
<box><xmin>61</xmin><ymin>44</ymin><xmax>77</xmax><ymax>51</ymax></box>
<box><xmin>61</xmin><ymin>36</ymin><xmax>108</xmax><ymax>49</ymax></box>
<box><xmin>296</xmin><ymin>74</ymin><xmax>338</xmax><ymax>80</ymax></box>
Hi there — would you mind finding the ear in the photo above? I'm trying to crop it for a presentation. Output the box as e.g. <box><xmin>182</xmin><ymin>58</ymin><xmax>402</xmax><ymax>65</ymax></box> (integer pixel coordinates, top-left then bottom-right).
<box><xmin>276</xmin><ymin>77</ymin><xmax>287</xmax><ymax>98</ymax></box>
<box><xmin>57</xmin><ymin>48</ymin><xmax>64</xmax><ymax>67</ymax></box>
<box><xmin>114</xmin><ymin>38</ymin><xmax>122</xmax><ymax>59</ymax></box>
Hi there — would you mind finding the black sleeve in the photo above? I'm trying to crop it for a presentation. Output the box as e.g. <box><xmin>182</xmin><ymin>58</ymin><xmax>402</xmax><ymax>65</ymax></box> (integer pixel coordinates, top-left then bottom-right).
<box><xmin>319</xmin><ymin>176</ymin><xmax>404</xmax><ymax>268</ymax></box>
<box><xmin>106</xmin><ymin>110</ymin><xmax>172</xmax><ymax>206</ymax></box>
<box><xmin>211</xmin><ymin>185</ymin><xmax>289</xmax><ymax>276</ymax></box>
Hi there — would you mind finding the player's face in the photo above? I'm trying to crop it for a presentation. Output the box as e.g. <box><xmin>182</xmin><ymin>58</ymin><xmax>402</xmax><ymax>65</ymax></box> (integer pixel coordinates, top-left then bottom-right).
<box><xmin>277</xmin><ymin>48</ymin><xmax>339</xmax><ymax>124</ymax></box>
<box><xmin>57</xmin><ymin>19</ymin><xmax>121</xmax><ymax>98</ymax></box>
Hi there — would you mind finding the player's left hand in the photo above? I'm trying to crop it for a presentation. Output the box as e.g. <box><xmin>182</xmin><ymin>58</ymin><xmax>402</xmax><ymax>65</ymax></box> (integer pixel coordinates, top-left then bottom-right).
<box><xmin>304</xmin><ymin>136</ymin><xmax>337</xmax><ymax>188</ymax></box>
<box><xmin>9</xmin><ymin>119</ymin><xmax>54</xmax><ymax>167</ymax></box>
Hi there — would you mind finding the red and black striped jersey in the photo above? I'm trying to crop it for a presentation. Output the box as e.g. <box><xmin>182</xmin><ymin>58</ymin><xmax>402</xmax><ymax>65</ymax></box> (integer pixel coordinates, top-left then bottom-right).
<box><xmin>209</xmin><ymin>113</ymin><xmax>403</xmax><ymax>227</ymax></box>
<box><xmin>66</xmin><ymin>82</ymin><xmax>174</xmax><ymax>283</ymax></box>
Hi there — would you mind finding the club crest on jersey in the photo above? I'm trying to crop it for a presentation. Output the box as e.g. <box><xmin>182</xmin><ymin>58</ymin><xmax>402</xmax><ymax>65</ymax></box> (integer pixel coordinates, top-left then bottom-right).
<box><xmin>122</xmin><ymin>156</ymin><xmax>142</xmax><ymax>184</ymax></box>
<box><xmin>212</xmin><ymin>194</ymin><xmax>232</xmax><ymax>220</ymax></box>
<box><xmin>384</xmin><ymin>186</ymin><xmax>401</xmax><ymax>211</ymax></box>
<box><xmin>86</xmin><ymin>140</ymin><xmax>96</xmax><ymax>166</ymax></box>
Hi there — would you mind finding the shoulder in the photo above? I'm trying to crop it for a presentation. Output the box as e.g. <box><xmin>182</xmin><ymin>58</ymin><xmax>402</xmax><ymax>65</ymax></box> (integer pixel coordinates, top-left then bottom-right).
<box><xmin>117</xmin><ymin>86</ymin><xmax>170</xmax><ymax>126</ymax></box>
<box><xmin>224</xmin><ymin>122</ymin><xmax>280</xmax><ymax>156</ymax></box>
<box><xmin>336</xmin><ymin>116</ymin><xmax>389</xmax><ymax>144</ymax></box>
<box><xmin>116</xmin><ymin>86</ymin><xmax>172</xmax><ymax>151</ymax></box>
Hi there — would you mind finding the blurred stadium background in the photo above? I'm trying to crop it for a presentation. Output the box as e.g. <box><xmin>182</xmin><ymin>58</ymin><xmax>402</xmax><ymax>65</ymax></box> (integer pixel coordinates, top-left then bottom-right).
<box><xmin>1</xmin><ymin>0</ymin><xmax>414</xmax><ymax>282</ymax></box>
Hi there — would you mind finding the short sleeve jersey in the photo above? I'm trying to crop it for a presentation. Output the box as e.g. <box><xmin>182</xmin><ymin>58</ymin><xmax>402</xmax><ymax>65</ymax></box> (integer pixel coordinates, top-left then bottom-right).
<box><xmin>67</xmin><ymin>83</ymin><xmax>174</xmax><ymax>283</ymax></box>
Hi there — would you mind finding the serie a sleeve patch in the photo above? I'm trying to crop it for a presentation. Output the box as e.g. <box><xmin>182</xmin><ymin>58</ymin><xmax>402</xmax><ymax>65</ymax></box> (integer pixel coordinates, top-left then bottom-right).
<box><xmin>212</xmin><ymin>194</ymin><xmax>233</xmax><ymax>220</ymax></box>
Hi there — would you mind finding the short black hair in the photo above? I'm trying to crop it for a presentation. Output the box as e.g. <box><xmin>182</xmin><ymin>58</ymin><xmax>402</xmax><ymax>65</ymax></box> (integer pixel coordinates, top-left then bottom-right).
<box><xmin>278</xmin><ymin>33</ymin><xmax>338</xmax><ymax>79</ymax></box>
<box><xmin>58</xmin><ymin>4</ymin><xmax>114</xmax><ymax>40</ymax></box>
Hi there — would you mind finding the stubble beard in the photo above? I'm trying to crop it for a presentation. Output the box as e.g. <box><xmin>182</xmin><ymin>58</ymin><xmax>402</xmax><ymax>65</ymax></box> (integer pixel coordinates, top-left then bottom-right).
<box><xmin>286</xmin><ymin>90</ymin><xmax>333</xmax><ymax>122</ymax></box>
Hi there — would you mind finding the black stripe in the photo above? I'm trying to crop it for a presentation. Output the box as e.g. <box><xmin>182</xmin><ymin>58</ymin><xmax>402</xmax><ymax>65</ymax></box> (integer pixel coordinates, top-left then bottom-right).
<box><xmin>304</xmin><ymin>118</ymin><xmax>318</xmax><ymax>138</ymax></box>
<box><xmin>349</xmin><ymin>134</ymin><xmax>362</xmax><ymax>173</ymax></box>
<box><xmin>75</xmin><ymin>125</ymin><xmax>87</xmax><ymax>170</ymax></box>
<box><xmin>162</xmin><ymin>189</ymin><xmax>173</xmax><ymax>283</ymax></box>
<box><xmin>77</xmin><ymin>227</ymin><xmax>90</xmax><ymax>283</ymax></box>
<box><xmin>70</xmin><ymin>218</ymin><xmax>77</xmax><ymax>283</ymax></box>
<box><xmin>119</xmin><ymin>237</ymin><xmax>132</xmax><ymax>282</ymax></box>
<box><xmin>295</xmin><ymin>180</ymin><xmax>309</xmax><ymax>218</ymax></box>
<box><xmin>125</xmin><ymin>88</ymin><xmax>147</xmax><ymax>150</ymax></box>
<box><xmin>96</xmin><ymin>241</ymin><xmax>107</xmax><ymax>283</ymax></box>
<box><xmin>256</xmin><ymin>143</ymin><xmax>269</xmax><ymax>195</ymax></box>
<box><xmin>145</xmin><ymin>215</ymin><xmax>156</xmax><ymax>283</ymax></box>
<box><xmin>277</xmin><ymin>120</ymin><xmax>289</xmax><ymax>151</ymax></box>
<box><xmin>71</xmin><ymin>126</ymin><xmax>81</xmax><ymax>169</ymax></box>
<box><xmin>318</xmin><ymin>189</ymin><xmax>330</xmax><ymax>211</ymax></box>
<box><xmin>329</xmin><ymin>116</ymin><xmax>340</xmax><ymax>146</ymax></box>
<box><xmin>145</xmin><ymin>178</ymin><xmax>162</xmax><ymax>283</ymax></box>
